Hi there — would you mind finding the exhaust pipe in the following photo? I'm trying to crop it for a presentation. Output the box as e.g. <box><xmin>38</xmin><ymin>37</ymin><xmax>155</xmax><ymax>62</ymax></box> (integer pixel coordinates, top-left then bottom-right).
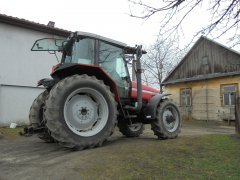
<box><xmin>125</xmin><ymin>45</ymin><xmax>143</xmax><ymax>112</ymax></box>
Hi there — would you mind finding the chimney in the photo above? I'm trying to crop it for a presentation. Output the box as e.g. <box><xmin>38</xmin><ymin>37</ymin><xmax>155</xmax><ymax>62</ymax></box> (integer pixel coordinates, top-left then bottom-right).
<box><xmin>47</xmin><ymin>21</ymin><xmax>55</xmax><ymax>27</ymax></box>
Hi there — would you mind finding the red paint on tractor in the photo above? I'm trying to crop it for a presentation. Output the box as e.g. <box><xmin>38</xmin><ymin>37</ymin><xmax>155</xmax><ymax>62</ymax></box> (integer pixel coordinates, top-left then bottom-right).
<box><xmin>131</xmin><ymin>81</ymin><xmax>160</xmax><ymax>101</ymax></box>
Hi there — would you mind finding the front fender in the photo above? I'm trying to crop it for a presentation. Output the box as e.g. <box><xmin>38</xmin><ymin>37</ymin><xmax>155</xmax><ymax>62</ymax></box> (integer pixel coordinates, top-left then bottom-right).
<box><xmin>144</xmin><ymin>93</ymin><xmax>171</xmax><ymax>120</ymax></box>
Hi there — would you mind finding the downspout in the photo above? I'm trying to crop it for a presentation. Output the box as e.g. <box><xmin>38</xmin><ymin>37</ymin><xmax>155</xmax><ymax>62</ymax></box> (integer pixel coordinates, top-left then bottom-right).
<box><xmin>0</xmin><ymin>77</ymin><xmax>2</xmax><ymax>125</ymax></box>
<box><xmin>202</xmin><ymin>55</ymin><xmax>209</xmax><ymax>123</ymax></box>
<box><xmin>205</xmin><ymin>78</ymin><xmax>209</xmax><ymax>123</ymax></box>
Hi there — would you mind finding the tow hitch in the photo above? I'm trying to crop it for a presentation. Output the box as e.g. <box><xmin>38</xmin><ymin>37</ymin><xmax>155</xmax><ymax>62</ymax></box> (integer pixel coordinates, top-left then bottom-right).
<box><xmin>19</xmin><ymin>126</ymin><xmax>44</xmax><ymax>137</ymax></box>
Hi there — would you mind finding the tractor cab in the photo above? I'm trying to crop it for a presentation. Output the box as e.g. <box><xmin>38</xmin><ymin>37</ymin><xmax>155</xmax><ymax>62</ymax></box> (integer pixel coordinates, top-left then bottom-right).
<box><xmin>32</xmin><ymin>31</ymin><xmax>146</xmax><ymax>99</ymax></box>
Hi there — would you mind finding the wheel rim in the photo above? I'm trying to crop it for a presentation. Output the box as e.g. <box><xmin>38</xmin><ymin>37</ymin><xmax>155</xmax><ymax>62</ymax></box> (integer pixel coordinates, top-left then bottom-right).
<box><xmin>64</xmin><ymin>88</ymin><xmax>109</xmax><ymax>137</ymax></box>
<box><xmin>162</xmin><ymin>105</ymin><xmax>179</xmax><ymax>132</ymax></box>
<box><xmin>128</xmin><ymin>123</ymin><xmax>142</xmax><ymax>132</ymax></box>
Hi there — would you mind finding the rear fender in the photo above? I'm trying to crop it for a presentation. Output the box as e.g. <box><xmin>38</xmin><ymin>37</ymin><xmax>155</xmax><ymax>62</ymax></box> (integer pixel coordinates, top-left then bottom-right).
<box><xmin>51</xmin><ymin>63</ymin><xmax>121</xmax><ymax>102</ymax></box>
<box><xmin>144</xmin><ymin>93</ymin><xmax>171</xmax><ymax>120</ymax></box>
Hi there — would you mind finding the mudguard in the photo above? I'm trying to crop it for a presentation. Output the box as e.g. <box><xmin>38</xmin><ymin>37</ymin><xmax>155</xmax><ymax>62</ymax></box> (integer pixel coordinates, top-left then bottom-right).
<box><xmin>144</xmin><ymin>93</ymin><xmax>171</xmax><ymax>120</ymax></box>
<box><xmin>51</xmin><ymin>63</ymin><xmax>121</xmax><ymax>102</ymax></box>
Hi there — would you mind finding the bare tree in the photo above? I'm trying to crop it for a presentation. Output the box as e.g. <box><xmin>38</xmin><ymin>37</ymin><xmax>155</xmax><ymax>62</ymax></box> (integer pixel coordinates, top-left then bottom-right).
<box><xmin>129</xmin><ymin>0</ymin><xmax>240</xmax><ymax>47</ymax></box>
<box><xmin>141</xmin><ymin>36</ymin><xmax>183</xmax><ymax>91</ymax></box>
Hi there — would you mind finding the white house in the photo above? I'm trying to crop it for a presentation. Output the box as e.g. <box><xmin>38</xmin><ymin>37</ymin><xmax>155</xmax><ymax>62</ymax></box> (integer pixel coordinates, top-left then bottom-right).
<box><xmin>0</xmin><ymin>14</ymin><xmax>71</xmax><ymax>126</ymax></box>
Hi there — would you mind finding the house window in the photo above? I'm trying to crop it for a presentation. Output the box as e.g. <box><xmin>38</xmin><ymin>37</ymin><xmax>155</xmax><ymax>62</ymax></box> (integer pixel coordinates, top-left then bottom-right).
<box><xmin>222</xmin><ymin>84</ymin><xmax>238</xmax><ymax>106</ymax></box>
<box><xmin>180</xmin><ymin>88</ymin><xmax>192</xmax><ymax>106</ymax></box>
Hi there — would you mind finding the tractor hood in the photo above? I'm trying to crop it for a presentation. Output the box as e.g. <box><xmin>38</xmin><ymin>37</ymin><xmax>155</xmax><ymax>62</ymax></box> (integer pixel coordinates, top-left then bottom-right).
<box><xmin>131</xmin><ymin>81</ymin><xmax>160</xmax><ymax>101</ymax></box>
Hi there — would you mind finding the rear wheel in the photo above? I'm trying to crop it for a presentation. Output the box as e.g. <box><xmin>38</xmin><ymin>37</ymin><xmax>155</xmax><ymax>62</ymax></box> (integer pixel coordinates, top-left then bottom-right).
<box><xmin>151</xmin><ymin>100</ymin><xmax>181</xmax><ymax>139</ymax></box>
<box><xmin>29</xmin><ymin>90</ymin><xmax>54</xmax><ymax>142</ymax></box>
<box><xmin>118</xmin><ymin>121</ymin><xmax>144</xmax><ymax>137</ymax></box>
<box><xmin>45</xmin><ymin>74</ymin><xmax>118</xmax><ymax>149</ymax></box>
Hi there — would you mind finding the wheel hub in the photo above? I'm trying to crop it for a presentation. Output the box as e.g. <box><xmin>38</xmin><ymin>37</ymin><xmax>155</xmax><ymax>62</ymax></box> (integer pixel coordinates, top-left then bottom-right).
<box><xmin>77</xmin><ymin>107</ymin><xmax>90</xmax><ymax>121</ymax></box>
<box><xmin>65</xmin><ymin>95</ymin><xmax>98</xmax><ymax>130</ymax></box>
<box><xmin>166</xmin><ymin>115</ymin><xmax>175</xmax><ymax>124</ymax></box>
<box><xmin>163</xmin><ymin>109</ymin><xmax>177</xmax><ymax>132</ymax></box>
<box><xmin>63</xmin><ymin>87</ymin><xmax>109</xmax><ymax>137</ymax></box>
<box><xmin>80</xmin><ymin>108</ymin><xmax>88</xmax><ymax>116</ymax></box>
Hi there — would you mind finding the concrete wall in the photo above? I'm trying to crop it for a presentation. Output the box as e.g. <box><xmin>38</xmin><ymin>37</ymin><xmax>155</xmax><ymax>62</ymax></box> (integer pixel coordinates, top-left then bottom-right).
<box><xmin>165</xmin><ymin>76</ymin><xmax>240</xmax><ymax>121</ymax></box>
<box><xmin>0</xmin><ymin>85</ymin><xmax>44</xmax><ymax>126</ymax></box>
<box><xmin>0</xmin><ymin>23</ymin><xmax>62</xmax><ymax>86</ymax></box>
<box><xmin>0</xmin><ymin>22</ymin><xmax>64</xmax><ymax>126</ymax></box>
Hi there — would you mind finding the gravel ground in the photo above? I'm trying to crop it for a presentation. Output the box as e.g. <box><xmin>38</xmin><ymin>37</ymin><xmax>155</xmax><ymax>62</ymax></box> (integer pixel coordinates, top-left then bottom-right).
<box><xmin>0</xmin><ymin>123</ymin><xmax>235</xmax><ymax>180</ymax></box>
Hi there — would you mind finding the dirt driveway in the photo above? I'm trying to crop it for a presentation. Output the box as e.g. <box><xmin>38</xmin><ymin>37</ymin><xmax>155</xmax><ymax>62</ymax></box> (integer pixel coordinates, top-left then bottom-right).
<box><xmin>0</xmin><ymin>124</ymin><xmax>235</xmax><ymax>180</ymax></box>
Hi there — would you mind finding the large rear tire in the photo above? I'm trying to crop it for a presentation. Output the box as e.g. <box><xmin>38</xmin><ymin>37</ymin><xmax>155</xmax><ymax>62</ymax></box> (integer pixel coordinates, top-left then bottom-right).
<box><xmin>29</xmin><ymin>91</ymin><xmax>48</xmax><ymax>127</ymax></box>
<box><xmin>118</xmin><ymin>121</ymin><xmax>144</xmax><ymax>137</ymax></box>
<box><xmin>151</xmin><ymin>100</ymin><xmax>181</xmax><ymax>139</ymax></box>
<box><xmin>29</xmin><ymin>90</ymin><xmax>54</xmax><ymax>142</ymax></box>
<box><xmin>45</xmin><ymin>74</ymin><xmax>118</xmax><ymax>149</ymax></box>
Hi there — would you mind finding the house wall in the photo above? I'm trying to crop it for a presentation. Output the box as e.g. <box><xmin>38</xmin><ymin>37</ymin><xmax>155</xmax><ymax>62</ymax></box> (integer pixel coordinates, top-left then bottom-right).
<box><xmin>165</xmin><ymin>76</ymin><xmax>240</xmax><ymax>121</ymax></box>
<box><xmin>0</xmin><ymin>22</ymin><xmax>65</xmax><ymax>126</ymax></box>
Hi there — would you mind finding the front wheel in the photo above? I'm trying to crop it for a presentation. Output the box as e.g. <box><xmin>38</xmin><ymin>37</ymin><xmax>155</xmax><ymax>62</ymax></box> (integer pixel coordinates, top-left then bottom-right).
<box><xmin>151</xmin><ymin>100</ymin><xmax>181</xmax><ymax>139</ymax></box>
<box><xmin>45</xmin><ymin>74</ymin><xmax>118</xmax><ymax>149</ymax></box>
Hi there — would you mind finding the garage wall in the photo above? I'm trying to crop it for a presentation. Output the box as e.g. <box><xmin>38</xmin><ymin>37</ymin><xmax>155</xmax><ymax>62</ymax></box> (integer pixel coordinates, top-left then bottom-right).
<box><xmin>0</xmin><ymin>85</ymin><xmax>44</xmax><ymax>126</ymax></box>
<box><xmin>0</xmin><ymin>23</ymin><xmax>63</xmax><ymax>86</ymax></box>
<box><xmin>0</xmin><ymin>22</ymin><xmax>65</xmax><ymax>126</ymax></box>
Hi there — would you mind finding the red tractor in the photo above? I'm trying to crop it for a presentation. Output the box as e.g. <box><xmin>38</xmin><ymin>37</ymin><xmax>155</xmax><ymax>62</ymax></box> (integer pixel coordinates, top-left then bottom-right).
<box><xmin>28</xmin><ymin>31</ymin><xmax>181</xmax><ymax>149</ymax></box>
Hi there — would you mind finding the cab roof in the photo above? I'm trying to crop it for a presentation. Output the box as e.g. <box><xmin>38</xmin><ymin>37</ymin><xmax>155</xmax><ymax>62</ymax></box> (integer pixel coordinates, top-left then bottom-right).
<box><xmin>75</xmin><ymin>31</ymin><xmax>146</xmax><ymax>54</ymax></box>
<box><xmin>76</xmin><ymin>31</ymin><xmax>127</xmax><ymax>47</ymax></box>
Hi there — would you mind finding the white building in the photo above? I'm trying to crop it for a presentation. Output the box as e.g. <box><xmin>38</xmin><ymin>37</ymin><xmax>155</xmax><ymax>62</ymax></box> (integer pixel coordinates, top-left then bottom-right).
<box><xmin>0</xmin><ymin>14</ymin><xmax>71</xmax><ymax>126</ymax></box>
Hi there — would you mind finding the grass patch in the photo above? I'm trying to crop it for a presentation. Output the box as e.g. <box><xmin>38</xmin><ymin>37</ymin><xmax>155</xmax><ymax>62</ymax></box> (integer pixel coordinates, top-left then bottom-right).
<box><xmin>0</xmin><ymin>127</ymin><xmax>23</xmax><ymax>140</ymax></box>
<box><xmin>74</xmin><ymin>135</ymin><xmax>240</xmax><ymax>179</ymax></box>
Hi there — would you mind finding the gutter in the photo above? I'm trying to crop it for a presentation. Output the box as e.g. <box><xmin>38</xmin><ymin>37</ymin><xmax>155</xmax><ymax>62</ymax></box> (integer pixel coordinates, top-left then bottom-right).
<box><xmin>162</xmin><ymin>72</ymin><xmax>240</xmax><ymax>85</ymax></box>
<box><xmin>0</xmin><ymin>14</ymin><xmax>71</xmax><ymax>37</ymax></box>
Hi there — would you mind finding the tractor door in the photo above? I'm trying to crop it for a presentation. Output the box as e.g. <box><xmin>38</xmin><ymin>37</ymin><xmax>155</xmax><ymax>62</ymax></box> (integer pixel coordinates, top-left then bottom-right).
<box><xmin>98</xmin><ymin>41</ymin><xmax>130</xmax><ymax>98</ymax></box>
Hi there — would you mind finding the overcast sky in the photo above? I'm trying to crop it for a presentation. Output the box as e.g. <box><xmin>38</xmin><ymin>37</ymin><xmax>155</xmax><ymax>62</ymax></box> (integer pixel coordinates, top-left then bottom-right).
<box><xmin>0</xmin><ymin>0</ymin><xmax>160</xmax><ymax>47</ymax></box>
<box><xmin>1</xmin><ymin>0</ymin><xmax>239</xmax><ymax>51</ymax></box>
